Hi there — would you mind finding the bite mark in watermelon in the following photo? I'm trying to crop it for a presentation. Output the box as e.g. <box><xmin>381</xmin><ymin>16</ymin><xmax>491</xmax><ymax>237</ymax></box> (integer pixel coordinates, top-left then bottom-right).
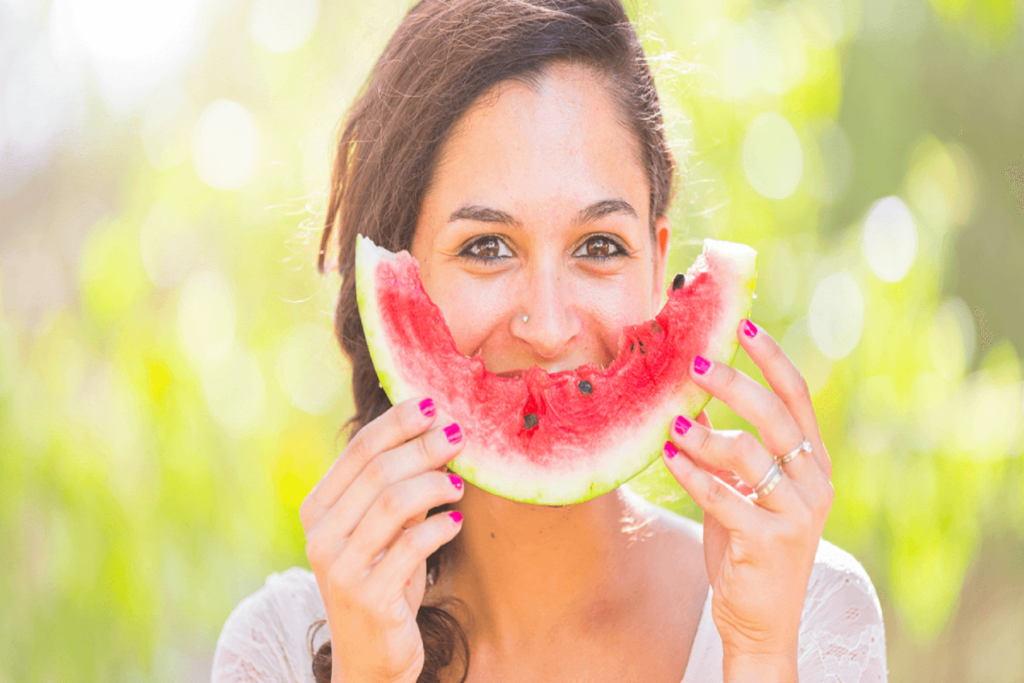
<box><xmin>355</xmin><ymin>235</ymin><xmax>757</xmax><ymax>505</ymax></box>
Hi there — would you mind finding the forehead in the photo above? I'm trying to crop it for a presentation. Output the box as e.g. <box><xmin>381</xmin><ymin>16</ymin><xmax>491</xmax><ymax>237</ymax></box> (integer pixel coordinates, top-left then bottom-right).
<box><xmin>422</xmin><ymin>64</ymin><xmax>649</xmax><ymax>225</ymax></box>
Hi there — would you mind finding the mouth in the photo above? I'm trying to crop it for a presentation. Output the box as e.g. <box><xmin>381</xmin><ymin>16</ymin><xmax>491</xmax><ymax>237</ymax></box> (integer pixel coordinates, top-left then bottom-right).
<box><xmin>495</xmin><ymin>369</ymin><xmax>525</xmax><ymax>379</ymax></box>
<box><xmin>493</xmin><ymin>364</ymin><xmax>580</xmax><ymax>379</ymax></box>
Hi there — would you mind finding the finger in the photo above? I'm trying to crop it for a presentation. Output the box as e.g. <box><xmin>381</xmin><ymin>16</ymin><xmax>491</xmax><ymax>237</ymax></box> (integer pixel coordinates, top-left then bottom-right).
<box><xmin>661</xmin><ymin>440</ymin><xmax>761</xmax><ymax>530</ymax></box>
<box><xmin>691</xmin><ymin>411</ymin><xmax>754</xmax><ymax>491</ymax></box>
<box><xmin>301</xmin><ymin>397</ymin><xmax>437</xmax><ymax>531</ymax></box>
<box><xmin>773</xmin><ymin>437</ymin><xmax>827</xmax><ymax>494</ymax></box>
<box><xmin>669</xmin><ymin>416</ymin><xmax>796</xmax><ymax>514</ymax></box>
<box><xmin>689</xmin><ymin>353</ymin><xmax>804</xmax><ymax>459</ymax></box>
<box><xmin>371</xmin><ymin>509</ymin><xmax>463</xmax><ymax>595</ymax></box>
<box><xmin>312</xmin><ymin>423</ymin><xmax>464</xmax><ymax>551</ymax></box>
<box><xmin>681</xmin><ymin>411</ymin><xmax>740</xmax><ymax>487</ymax></box>
<box><xmin>687</xmin><ymin>354</ymin><xmax>823</xmax><ymax>489</ymax></box>
<box><xmin>738</xmin><ymin>320</ymin><xmax>831</xmax><ymax>478</ymax></box>
<box><xmin>692</xmin><ymin>411</ymin><xmax>750</xmax><ymax>492</ymax></box>
<box><xmin>344</xmin><ymin>471</ymin><xmax>465</xmax><ymax>575</ymax></box>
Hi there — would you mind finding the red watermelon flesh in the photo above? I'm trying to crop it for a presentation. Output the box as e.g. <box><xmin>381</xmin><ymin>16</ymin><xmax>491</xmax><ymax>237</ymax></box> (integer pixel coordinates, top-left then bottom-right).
<box><xmin>356</xmin><ymin>235</ymin><xmax>757</xmax><ymax>505</ymax></box>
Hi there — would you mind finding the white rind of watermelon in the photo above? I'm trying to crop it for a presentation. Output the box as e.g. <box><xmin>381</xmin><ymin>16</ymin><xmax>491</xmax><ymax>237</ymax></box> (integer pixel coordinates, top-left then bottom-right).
<box><xmin>355</xmin><ymin>234</ymin><xmax>757</xmax><ymax>505</ymax></box>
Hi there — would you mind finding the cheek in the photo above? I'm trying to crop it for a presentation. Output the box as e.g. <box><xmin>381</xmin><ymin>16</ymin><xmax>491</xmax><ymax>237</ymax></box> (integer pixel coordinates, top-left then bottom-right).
<box><xmin>428</xmin><ymin>275</ymin><xmax>515</xmax><ymax>356</ymax></box>
<box><xmin>574</xmin><ymin>281</ymin><xmax>657</xmax><ymax>358</ymax></box>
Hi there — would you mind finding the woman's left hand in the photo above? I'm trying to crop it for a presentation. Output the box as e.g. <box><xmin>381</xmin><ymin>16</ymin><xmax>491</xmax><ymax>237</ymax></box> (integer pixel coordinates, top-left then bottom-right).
<box><xmin>662</xmin><ymin>319</ymin><xmax>834</xmax><ymax>682</ymax></box>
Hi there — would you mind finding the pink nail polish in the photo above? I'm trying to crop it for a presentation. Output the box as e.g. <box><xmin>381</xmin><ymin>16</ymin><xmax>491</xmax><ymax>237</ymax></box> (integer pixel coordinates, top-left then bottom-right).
<box><xmin>443</xmin><ymin>423</ymin><xmax>462</xmax><ymax>444</ymax></box>
<box><xmin>743</xmin><ymin>319</ymin><xmax>758</xmax><ymax>338</ymax></box>
<box><xmin>674</xmin><ymin>416</ymin><xmax>691</xmax><ymax>436</ymax></box>
<box><xmin>663</xmin><ymin>440</ymin><xmax>678</xmax><ymax>459</ymax></box>
<box><xmin>449</xmin><ymin>511</ymin><xmax>463</xmax><ymax>524</ymax></box>
<box><xmin>449</xmin><ymin>473</ymin><xmax>463</xmax><ymax>490</ymax></box>
<box><xmin>419</xmin><ymin>398</ymin><xmax>435</xmax><ymax>417</ymax></box>
<box><xmin>693</xmin><ymin>356</ymin><xmax>710</xmax><ymax>375</ymax></box>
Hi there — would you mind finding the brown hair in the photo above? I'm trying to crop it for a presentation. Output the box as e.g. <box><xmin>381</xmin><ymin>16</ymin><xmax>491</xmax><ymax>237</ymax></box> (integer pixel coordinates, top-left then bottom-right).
<box><xmin>312</xmin><ymin>1</ymin><xmax>676</xmax><ymax>681</ymax></box>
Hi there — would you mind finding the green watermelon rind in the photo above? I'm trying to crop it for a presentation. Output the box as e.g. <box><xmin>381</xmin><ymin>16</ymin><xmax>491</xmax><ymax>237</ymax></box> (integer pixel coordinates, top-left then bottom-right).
<box><xmin>355</xmin><ymin>234</ymin><xmax>757</xmax><ymax>505</ymax></box>
<box><xmin>355</xmin><ymin>237</ymin><xmax>411</xmax><ymax>408</ymax></box>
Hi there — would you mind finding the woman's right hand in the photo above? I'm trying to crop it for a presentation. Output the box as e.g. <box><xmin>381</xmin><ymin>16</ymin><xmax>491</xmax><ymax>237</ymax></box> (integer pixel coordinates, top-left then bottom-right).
<box><xmin>300</xmin><ymin>397</ymin><xmax>466</xmax><ymax>683</ymax></box>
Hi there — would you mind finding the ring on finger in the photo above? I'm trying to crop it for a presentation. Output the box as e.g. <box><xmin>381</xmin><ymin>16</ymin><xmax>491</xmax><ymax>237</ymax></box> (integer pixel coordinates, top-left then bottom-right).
<box><xmin>753</xmin><ymin>460</ymin><xmax>784</xmax><ymax>500</ymax></box>
<box><xmin>778</xmin><ymin>439</ymin><xmax>812</xmax><ymax>465</ymax></box>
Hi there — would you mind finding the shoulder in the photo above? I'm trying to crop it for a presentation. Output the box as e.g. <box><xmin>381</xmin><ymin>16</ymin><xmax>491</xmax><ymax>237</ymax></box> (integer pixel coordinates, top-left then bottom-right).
<box><xmin>798</xmin><ymin>539</ymin><xmax>889</xmax><ymax>682</ymax></box>
<box><xmin>804</xmin><ymin>538</ymin><xmax>883</xmax><ymax>622</ymax></box>
<box><xmin>221</xmin><ymin>567</ymin><xmax>325</xmax><ymax>633</ymax></box>
<box><xmin>211</xmin><ymin>567</ymin><xmax>328</xmax><ymax>683</ymax></box>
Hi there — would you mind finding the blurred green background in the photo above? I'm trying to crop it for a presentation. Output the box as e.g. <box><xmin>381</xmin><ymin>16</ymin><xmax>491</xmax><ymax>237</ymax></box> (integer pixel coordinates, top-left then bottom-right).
<box><xmin>1</xmin><ymin>0</ymin><xmax>1022</xmax><ymax>680</ymax></box>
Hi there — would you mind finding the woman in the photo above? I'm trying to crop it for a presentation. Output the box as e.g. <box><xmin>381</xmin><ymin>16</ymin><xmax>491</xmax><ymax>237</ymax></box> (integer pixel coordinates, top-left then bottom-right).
<box><xmin>212</xmin><ymin>1</ymin><xmax>888</xmax><ymax>681</ymax></box>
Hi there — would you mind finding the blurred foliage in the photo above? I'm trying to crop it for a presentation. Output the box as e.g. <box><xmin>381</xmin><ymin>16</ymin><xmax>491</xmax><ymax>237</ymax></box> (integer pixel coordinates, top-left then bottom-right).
<box><xmin>1</xmin><ymin>0</ymin><xmax>1023</xmax><ymax>681</ymax></box>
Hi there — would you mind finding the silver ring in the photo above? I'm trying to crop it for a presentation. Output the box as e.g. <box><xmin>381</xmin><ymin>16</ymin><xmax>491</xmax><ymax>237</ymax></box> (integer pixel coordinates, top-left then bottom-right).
<box><xmin>778</xmin><ymin>439</ymin><xmax>812</xmax><ymax>465</ymax></box>
<box><xmin>753</xmin><ymin>460</ymin><xmax>784</xmax><ymax>500</ymax></box>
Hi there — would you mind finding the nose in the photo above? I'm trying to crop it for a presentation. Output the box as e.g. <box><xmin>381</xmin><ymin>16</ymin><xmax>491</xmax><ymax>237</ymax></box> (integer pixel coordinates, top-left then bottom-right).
<box><xmin>509</xmin><ymin>258</ymin><xmax>582</xmax><ymax>360</ymax></box>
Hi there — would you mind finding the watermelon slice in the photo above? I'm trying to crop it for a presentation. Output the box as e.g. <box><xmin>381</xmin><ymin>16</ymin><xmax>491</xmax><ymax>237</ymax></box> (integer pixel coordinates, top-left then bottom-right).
<box><xmin>355</xmin><ymin>235</ymin><xmax>757</xmax><ymax>505</ymax></box>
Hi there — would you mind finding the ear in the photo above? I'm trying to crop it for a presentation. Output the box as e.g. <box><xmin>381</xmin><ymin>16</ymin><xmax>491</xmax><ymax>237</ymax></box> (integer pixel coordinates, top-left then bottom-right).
<box><xmin>652</xmin><ymin>214</ymin><xmax>672</xmax><ymax>309</ymax></box>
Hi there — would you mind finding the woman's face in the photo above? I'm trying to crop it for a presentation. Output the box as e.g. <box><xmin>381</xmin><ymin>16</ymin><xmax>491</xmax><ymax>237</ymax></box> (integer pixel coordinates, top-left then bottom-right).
<box><xmin>411</xmin><ymin>64</ymin><xmax>671</xmax><ymax>377</ymax></box>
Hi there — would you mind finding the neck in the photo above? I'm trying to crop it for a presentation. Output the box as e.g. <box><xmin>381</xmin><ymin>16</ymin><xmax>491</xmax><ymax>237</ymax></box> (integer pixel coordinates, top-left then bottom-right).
<box><xmin>439</xmin><ymin>485</ymin><xmax>661</xmax><ymax>655</ymax></box>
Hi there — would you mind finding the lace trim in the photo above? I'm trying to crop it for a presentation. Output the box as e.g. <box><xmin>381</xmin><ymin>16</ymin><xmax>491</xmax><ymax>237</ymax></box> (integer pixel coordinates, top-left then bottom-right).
<box><xmin>796</xmin><ymin>540</ymin><xmax>889</xmax><ymax>682</ymax></box>
<box><xmin>211</xmin><ymin>568</ymin><xmax>327</xmax><ymax>683</ymax></box>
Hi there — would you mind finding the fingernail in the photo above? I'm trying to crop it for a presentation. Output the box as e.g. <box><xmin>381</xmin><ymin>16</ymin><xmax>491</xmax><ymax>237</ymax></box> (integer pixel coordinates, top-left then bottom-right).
<box><xmin>693</xmin><ymin>356</ymin><xmax>710</xmax><ymax>375</ymax></box>
<box><xmin>663</xmin><ymin>440</ymin><xmax>678</xmax><ymax>459</ymax></box>
<box><xmin>743</xmin><ymin>319</ymin><xmax>758</xmax><ymax>338</ymax></box>
<box><xmin>419</xmin><ymin>398</ymin><xmax>435</xmax><ymax>417</ymax></box>
<box><xmin>449</xmin><ymin>473</ymin><xmax>463</xmax><ymax>490</ymax></box>
<box><xmin>449</xmin><ymin>511</ymin><xmax>463</xmax><ymax>524</ymax></box>
<box><xmin>674</xmin><ymin>416</ymin><xmax>691</xmax><ymax>436</ymax></box>
<box><xmin>443</xmin><ymin>423</ymin><xmax>462</xmax><ymax>444</ymax></box>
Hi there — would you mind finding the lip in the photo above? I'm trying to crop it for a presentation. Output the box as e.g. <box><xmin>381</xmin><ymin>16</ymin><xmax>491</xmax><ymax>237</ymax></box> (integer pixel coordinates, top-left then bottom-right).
<box><xmin>493</xmin><ymin>365</ymin><xmax>580</xmax><ymax>379</ymax></box>
<box><xmin>495</xmin><ymin>370</ymin><xmax>525</xmax><ymax>379</ymax></box>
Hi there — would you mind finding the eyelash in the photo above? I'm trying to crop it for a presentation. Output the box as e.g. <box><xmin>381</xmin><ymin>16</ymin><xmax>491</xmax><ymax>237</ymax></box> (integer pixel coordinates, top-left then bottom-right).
<box><xmin>458</xmin><ymin>234</ymin><xmax>628</xmax><ymax>263</ymax></box>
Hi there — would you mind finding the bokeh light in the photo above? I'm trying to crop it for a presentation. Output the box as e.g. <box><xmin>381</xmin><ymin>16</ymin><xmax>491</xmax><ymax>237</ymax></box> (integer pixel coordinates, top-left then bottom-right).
<box><xmin>709</xmin><ymin>20</ymin><xmax>760</xmax><ymax>100</ymax></box>
<box><xmin>177</xmin><ymin>269</ymin><xmax>237</xmax><ymax>364</ymax></box>
<box><xmin>809</xmin><ymin>272</ymin><xmax>865</xmax><ymax>360</ymax></box>
<box><xmin>201</xmin><ymin>342</ymin><xmax>266</xmax><ymax>438</ymax></box>
<box><xmin>249</xmin><ymin>0</ymin><xmax>320</xmax><ymax>53</ymax></box>
<box><xmin>862</xmin><ymin>196</ymin><xmax>918</xmax><ymax>282</ymax></box>
<box><xmin>191</xmin><ymin>99</ymin><xmax>261</xmax><ymax>191</ymax></box>
<box><xmin>742</xmin><ymin>111</ymin><xmax>804</xmax><ymax>200</ymax></box>
<box><xmin>64</xmin><ymin>0</ymin><xmax>205</xmax><ymax>109</ymax></box>
<box><xmin>927</xmin><ymin>297</ymin><xmax>977</xmax><ymax>382</ymax></box>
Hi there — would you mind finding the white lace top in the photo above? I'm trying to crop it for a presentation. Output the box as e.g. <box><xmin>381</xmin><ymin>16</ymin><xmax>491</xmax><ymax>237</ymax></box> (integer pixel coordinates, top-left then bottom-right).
<box><xmin>211</xmin><ymin>538</ymin><xmax>888</xmax><ymax>682</ymax></box>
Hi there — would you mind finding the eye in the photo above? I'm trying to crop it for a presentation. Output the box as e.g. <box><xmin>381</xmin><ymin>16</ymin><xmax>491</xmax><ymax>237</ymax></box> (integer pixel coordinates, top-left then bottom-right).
<box><xmin>573</xmin><ymin>235</ymin><xmax>626</xmax><ymax>259</ymax></box>
<box><xmin>460</xmin><ymin>235</ymin><xmax>513</xmax><ymax>261</ymax></box>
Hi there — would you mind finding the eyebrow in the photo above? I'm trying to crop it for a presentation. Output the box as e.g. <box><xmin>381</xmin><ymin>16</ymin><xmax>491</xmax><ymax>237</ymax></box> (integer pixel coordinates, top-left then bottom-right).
<box><xmin>447</xmin><ymin>198</ymin><xmax>639</xmax><ymax>227</ymax></box>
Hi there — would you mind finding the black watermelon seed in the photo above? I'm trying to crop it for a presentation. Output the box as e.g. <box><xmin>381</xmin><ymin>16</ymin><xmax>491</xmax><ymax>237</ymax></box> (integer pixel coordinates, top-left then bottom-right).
<box><xmin>638</xmin><ymin>340</ymin><xmax>646</xmax><ymax>355</ymax></box>
<box><xmin>672</xmin><ymin>273</ymin><xmax>686</xmax><ymax>291</ymax></box>
<box><xmin>630</xmin><ymin>342</ymin><xmax>635</xmax><ymax>352</ymax></box>
<box><xmin>524</xmin><ymin>413</ymin><xmax>539</xmax><ymax>430</ymax></box>
<box><xmin>578</xmin><ymin>380</ymin><xmax>593</xmax><ymax>395</ymax></box>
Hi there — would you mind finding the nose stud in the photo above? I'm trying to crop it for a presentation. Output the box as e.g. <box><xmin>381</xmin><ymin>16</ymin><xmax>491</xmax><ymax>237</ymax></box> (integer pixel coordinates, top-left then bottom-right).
<box><xmin>522</xmin><ymin>315</ymin><xmax>529</xmax><ymax>324</ymax></box>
